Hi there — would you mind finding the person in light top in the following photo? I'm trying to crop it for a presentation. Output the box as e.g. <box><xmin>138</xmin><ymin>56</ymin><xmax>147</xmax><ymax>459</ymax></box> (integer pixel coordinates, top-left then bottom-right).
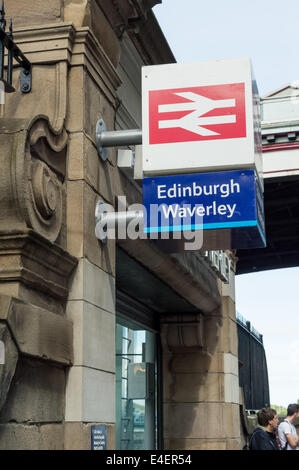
<box><xmin>278</xmin><ymin>404</ymin><xmax>299</xmax><ymax>450</ymax></box>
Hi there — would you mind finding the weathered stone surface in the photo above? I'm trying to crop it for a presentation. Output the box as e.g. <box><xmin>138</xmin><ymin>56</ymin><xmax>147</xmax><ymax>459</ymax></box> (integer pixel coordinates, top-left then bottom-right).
<box><xmin>220</xmin><ymin>317</ymin><xmax>239</xmax><ymax>356</ymax></box>
<box><xmin>4</xmin><ymin>61</ymin><xmax>70</xmax><ymax>133</ymax></box>
<box><xmin>0</xmin><ymin>116</ymin><xmax>68</xmax><ymax>244</ymax></box>
<box><xmin>202</xmin><ymin>313</ymin><xmax>239</xmax><ymax>356</ymax></box>
<box><xmin>8</xmin><ymin>300</ymin><xmax>73</xmax><ymax>366</ymax></box>
<box><xmin>66</xmin><ymin>180</ymin><xmax>84</xmax><ymax>259</ymax></box>
<box><xmin>0</xmin><ymin>358</ymin><xmax>65</xmax><ymax>423</ymax></box>
<box><xmin>83</xmin><ymin>183</ymin><xmax>115</xmax><ymax>275</ymax></box>
<box><xmin>67</xmin><ymin>131</ymin><xmax>116</xmax><ymax>199</ymax></box>
<box><xmin>225</xmin><ymin>403</ymin><xmax>241</xmax><ymax>439</ymax></box>
<box><xmin>66</xmin><ymin>66</ymin><xmax>85</xmax><ymax>133</ymax></box>
<box><xmin>164</xmin><ymin>351</ymin><xmax>224</xmax><ymax>375</ymax></box>
<box><xmin>160</xmin><ymin>313</ymin><xmax>204</xmax><ymax>352</ymax></box>
<box><xmin>0</xmin><ymin>423</ymin><xmax>40</xmax><ymax>450</ymax></box>
<box><xmin>163</xmin><ymin>402</ymin><xmax>226</xmax><ymax>440</ymax></box>
<box><xmin>84</xmin><ymin>71</ymin><xmax>117</xmax><ymax>149</ymax></box>
<box><xmin>65</xmin><ymin>366</ymin><xmax>115</xmax><ymax>423</ymax></box>
<box><xmin>164</xmin><ymin>370</ymin><xmax>225</xmax><ymax>404</ymax></box>
<box><xmin>202</xmin><ymin>314</ymin><xmax>223</xmax><ymax>355</ymax></box>
<box><xmin>0</xmin><ymin>323</ymin><xmax>18</xmax><ymax>413</ymax></box>
<box><xmin>224</xmin><ymin>352</ymin><xmax>239</xmax><ymax>375</ymax></box>
<box><xmin>5</xmin><ymin>0</ymin><xmax>62</xmax><ymax>27</ymax></box>
<box><xmin>0</xmin><ymin>422</ymin><xmax>65</xmax><ymax>450</ymax></box>
<box><xmin>0</xmin><ymin>231</ymin><xmax>77</xmax><ymax>303</ymax></box>
<box><xmin>66</xmin><ymin>300</ymin><xmax>115</xmax><ymax>372</ymax></box>
<box><xmin>224</xmin><ymin>373</ymin><xmax>240</xmax><ymax>404</ymax></box>
<box><xmin>0</xmin><ymin>281</ymin><xmax>62</xmax><ymax>315</ymax></box>
<box><xmin>226</xmin><ymin>438</ymin><xmax>242</xmax><ymax>450</ymax></box>
<box><xmin>221</xmin><ymin>260</ymin><xmax>236</xmax><ymax>301</ymax></box>
<box><xmin>68</xmin><ymin>258</ymin><xmax>115</xmax><ymax>314</ymax></box>
<box><xmin>64</xmin><ymin>0</ymin><xmax>121</xmax><ymax>68</ymax></box>
<box><xmin>221</xmin><ymin>295</ymin><xmax>237</xmax><ymax>321</ymax></box>
<box><xmin>171</xmin><ymin>252</ymin><xmax>221</xmax><ymax>306</ymax></box>
<box><xmin>0</xmin><ymin>294</ymin><xmax>73</xmax><ymax>366</ymax></box>
<box><xmin>39</xmin><ymin>424</ymin><xmax>64</xmax><ymax>450</ymax></box>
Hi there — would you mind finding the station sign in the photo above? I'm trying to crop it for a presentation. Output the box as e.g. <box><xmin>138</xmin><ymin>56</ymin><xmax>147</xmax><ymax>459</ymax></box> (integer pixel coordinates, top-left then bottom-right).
<box><xmin>142</xmin><ymin>58</ymin><xmax>262</xmax><ymax>181</ymax></box>
<box><xmin>143</xmin><ymin>169</ymin><xmax>266</xmax><ymax>250</ymax></box>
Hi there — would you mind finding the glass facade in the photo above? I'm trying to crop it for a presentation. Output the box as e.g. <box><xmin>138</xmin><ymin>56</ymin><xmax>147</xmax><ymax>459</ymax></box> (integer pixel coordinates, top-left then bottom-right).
<box><xmin>116</xmin><ymin>319</ymin><xmax>159</xmax><ymax>450</ymax></box>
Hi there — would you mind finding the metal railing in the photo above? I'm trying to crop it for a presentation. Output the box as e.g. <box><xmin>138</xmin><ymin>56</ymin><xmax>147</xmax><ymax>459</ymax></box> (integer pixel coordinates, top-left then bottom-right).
<box><xmin>236</xmin><ymin>311</ymin><xmax>263</xmax><ymax>344</ymax></box>
<box><xmin>0</xmin><ymin>0</ymin><xmax>31</xmax><ymax>94</ymax></box>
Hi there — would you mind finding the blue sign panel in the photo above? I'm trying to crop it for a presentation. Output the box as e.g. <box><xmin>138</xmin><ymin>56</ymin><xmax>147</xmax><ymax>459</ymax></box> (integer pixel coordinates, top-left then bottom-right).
<box><xmin>142</xmin><ymin>169</ymin><xmax>266</xmax><ymax>250</ymax></box>
<box><xmin>91</xmin><ymin>425</ymin><xmax>107</xmax><ymax>450</ymax></box>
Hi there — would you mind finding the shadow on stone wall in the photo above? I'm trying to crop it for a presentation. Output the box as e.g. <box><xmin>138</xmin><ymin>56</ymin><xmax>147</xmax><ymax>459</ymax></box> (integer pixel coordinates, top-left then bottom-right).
<box><xmin>161</xmin><ymin>310</ymin><xmax>230</xmax><ymax>449</ymax></box>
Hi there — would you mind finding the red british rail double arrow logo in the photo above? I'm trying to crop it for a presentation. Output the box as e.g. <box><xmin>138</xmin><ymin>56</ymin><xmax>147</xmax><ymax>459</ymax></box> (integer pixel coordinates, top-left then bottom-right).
<box><xmin>148</xmin><ymin>83</ymin><xmax>246</xmax><ymax>145</ymax></box>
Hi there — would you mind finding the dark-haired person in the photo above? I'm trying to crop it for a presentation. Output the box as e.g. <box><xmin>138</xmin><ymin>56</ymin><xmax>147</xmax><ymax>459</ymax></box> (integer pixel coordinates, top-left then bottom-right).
<box><xmin>278</xmin><ymin>403</ymin><xmax>299</xmax><ymax>450</ymax></box>
<box><xmin>249</xmin><ymin>408</ymin><xmax>279</xmax><ymax>450</ymax></box>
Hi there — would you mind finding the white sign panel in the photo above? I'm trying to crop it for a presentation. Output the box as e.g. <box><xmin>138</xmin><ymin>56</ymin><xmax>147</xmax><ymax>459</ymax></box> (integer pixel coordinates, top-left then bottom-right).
<box><xmin>142</xmin><ymin>58</ymin><xmax>262</xmax><ymax>180</ymax></box>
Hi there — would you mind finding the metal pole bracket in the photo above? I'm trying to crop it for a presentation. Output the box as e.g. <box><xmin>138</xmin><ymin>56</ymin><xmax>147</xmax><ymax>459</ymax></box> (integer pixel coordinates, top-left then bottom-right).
<box><xmin>96</xmin><ymin>118</ymin><xmax>142</xmax><ymax>161</ymax></box>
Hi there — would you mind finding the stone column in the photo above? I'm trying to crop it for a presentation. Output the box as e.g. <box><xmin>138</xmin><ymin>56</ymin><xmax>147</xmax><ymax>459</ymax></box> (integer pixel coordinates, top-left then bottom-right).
<box><xmin>0</xmin><ymin>0</ymin><xmax>123</xmax><ymax>449</ymax></box>
<box><xmin>161</xmin><ymin>256</ymin><xmax>241</xmax><ymax>450</ymax></box>
<box><xmin>56</xmin><ymin>4</ymin><xmax>121</xmax><ymax>451</ymax></box>
<box><xmin>0</xmin><ymin>100</ymin><xmax>77</xmax><ymax>449</ymax></box>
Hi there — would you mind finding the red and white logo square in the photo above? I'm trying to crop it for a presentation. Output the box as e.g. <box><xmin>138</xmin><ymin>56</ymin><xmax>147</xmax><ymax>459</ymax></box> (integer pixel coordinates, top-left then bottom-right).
<box><xmin>148</xmin><ymin>83</ymin><xmax>246</xmax><ymax>145</ymax></box>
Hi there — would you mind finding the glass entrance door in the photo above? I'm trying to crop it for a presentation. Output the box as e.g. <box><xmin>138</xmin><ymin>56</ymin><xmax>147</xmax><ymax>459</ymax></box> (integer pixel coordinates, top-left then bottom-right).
<box><xmin>116</xmin><ymin>320</ymin><xmax>159</xmax><ymax>450</ymax></box>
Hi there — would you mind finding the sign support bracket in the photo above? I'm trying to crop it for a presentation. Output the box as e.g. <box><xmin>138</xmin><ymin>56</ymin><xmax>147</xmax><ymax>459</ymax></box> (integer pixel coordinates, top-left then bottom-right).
<box><xmin>96</xmin><ymin>119</ymin><xmax>142</xmax><ymax>161</ymax></box>
<box><xmin>95</xmin><ymin>199</ymin><xmax>143</xmax><ymax>243</ymax></box>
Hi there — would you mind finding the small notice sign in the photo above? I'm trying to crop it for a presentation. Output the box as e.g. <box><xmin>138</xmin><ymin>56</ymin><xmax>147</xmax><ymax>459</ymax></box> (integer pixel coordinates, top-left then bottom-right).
<box><xmin>91</xmin><ymin>425</ymin><xmax>107</xmax><ymax>450</ymax></box>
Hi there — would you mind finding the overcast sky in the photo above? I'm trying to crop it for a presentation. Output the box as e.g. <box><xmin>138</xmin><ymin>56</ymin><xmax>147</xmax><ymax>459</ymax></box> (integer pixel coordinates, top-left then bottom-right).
<box><xmin>153</xmin><ymin>0</ymin><xmax>299</xmax><ymax>408</ymax></box>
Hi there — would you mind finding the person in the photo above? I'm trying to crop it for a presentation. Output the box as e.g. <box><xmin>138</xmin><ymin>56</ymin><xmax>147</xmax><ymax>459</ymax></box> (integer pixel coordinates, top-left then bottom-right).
<box><xmin>278</xmin><ymin>403</ymin><xmax>299</xmax><ymax>450</ymax></box>
<box><xmin>249</xmin><ymin>408</ymin><xmax>280</xmax><ymax>450</ymax></box>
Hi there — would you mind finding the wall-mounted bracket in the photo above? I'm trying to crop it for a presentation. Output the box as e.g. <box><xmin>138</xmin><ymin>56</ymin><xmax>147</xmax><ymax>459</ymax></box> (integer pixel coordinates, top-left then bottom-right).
<box><xmin>20</xmin><ymin>65</ymin><xmax>31</xmax><ymax>93</ymax></box>
<box><xmin>95</xmin><ymin>199</ymin><xmax>143</xmax><ymax>243</ymax></box>
<box><xmin>96</xmin><ymin>118</ymin><xmax>142</xmax><ymax>161</ymax></box>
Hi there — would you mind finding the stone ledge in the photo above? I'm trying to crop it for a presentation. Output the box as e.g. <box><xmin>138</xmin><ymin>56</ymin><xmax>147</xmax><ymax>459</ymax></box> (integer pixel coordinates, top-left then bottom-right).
<box><xmin>0</xmin><ymin>294</ymin><xmax>73</xmax><ymax>366</ymax></box>
<box><xmin>71</xmin><ymin>27</ymin><xmax>121</xmax><ymax>102</ymax></box>
<box><xmin>13</xmin><ymin>22</ymin><xmax>75</xmax><ymax>65</ymax></box>
<box><xmin>0</xmin><ymin>230</ymin><xmax>77</xmax><ymax>302</ymax></box>
<box><xmin>12</xmin><ymin>23</ymin><xmax>121</xmax><ymax>105</ymax></box>
<box><xmin>118</xmin><ymin>238</ymin><xmax>221</xmax><ymax>315</ymax></box>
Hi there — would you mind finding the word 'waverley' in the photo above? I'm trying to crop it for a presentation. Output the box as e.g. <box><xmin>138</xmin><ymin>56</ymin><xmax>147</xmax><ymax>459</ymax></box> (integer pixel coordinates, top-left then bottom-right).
<box><xmin>143</xmin><ymin>169</ymin><xmax>265</xmax><ymax>247</ymax></box>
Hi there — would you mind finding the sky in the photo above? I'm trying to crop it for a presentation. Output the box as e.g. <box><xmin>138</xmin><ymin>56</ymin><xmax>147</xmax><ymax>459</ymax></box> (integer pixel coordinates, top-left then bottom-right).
<box><xmin>153</xmin><ymin>0</ymin><xmax>299</xmax><ymax>408</ymax></box>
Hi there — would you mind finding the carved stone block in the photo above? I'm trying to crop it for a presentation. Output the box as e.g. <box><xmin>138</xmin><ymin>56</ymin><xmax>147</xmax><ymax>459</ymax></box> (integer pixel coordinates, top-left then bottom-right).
<box><xmin>0</xmin><ymin>294</ymin><xmax>74</xmax><ymax>366</ymax></box>
<box><xmin>161</xmin><ymin>314</ymin><xmax>204</xmax><ymax>352</ymax></box>
<box><xmin>0</xmin><ymin>357</ymin><xmax>65</xmax><ymax>423</ymax></box>
<box><xmin>0</xmin><ymin>323</ymin><xmax>18</xmax><ymax>413</ymax></box>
